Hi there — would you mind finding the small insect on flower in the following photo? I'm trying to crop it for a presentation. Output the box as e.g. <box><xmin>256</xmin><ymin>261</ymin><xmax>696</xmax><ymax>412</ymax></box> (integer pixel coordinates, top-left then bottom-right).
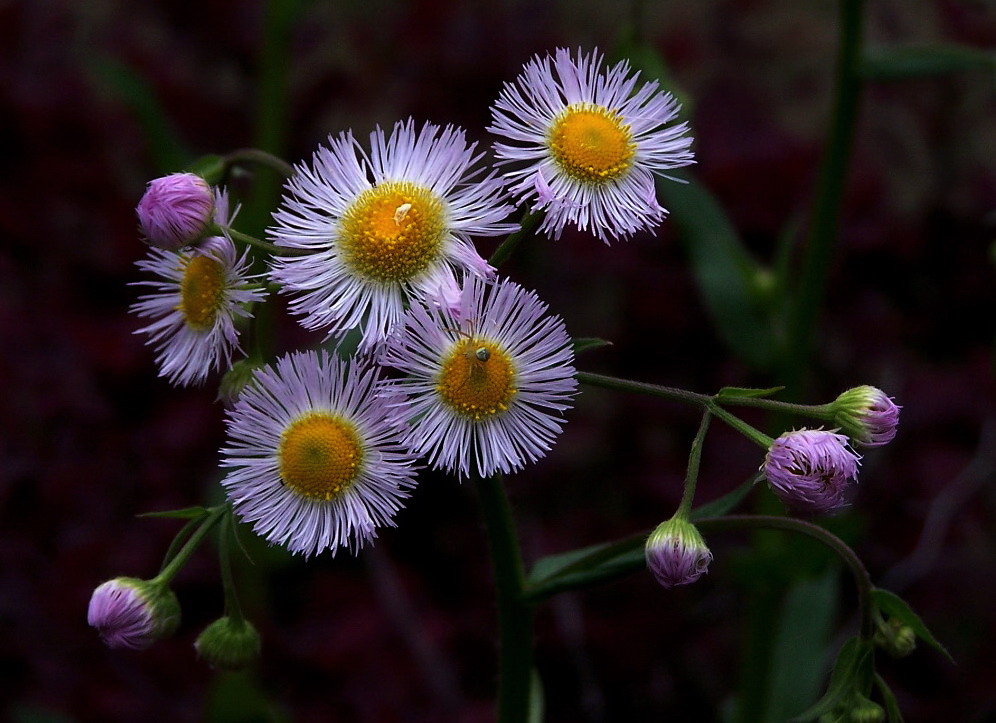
<box><xmin>763</xmin><ymin>429</ymin><xmax>861</xmax><ymax>514</ymax></box>
<box><xmin>269</xmin><ymin>119</ymin><xmax>518</xmax><ymax>351</ymax></box>
<box><xmin>383</xmin><ymin>275</ymin><xmax>577</xmax><ymax>479</ymax></box>
<box><xmin>131</xmin><ymin>189</ymin><xmax>266</xmax><ymax>387</ymax></box>
<box><xmin>489</xmin><ymin>47</ymin><xmax>694</xmax><ymax>243</ymax></box>
<box><xmin>220</xmin><ymin>351</ymin><xmax>420</xmax><ymax>557</ymax></box>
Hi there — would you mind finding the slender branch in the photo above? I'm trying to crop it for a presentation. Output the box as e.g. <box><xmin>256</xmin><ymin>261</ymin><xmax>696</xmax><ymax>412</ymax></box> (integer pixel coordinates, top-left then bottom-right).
<box><xmin>576</xmin><ymin>371</ymin><xmax>711</xmax><ymax>406</ymax></box>
<box><xmin>717</xmin><ymin>396</ymin><xmax>834</xmax><ymax>420</ymax></box>
<box><xmin>489</xmin><ymin>211</ymin><xmax>541</xmax><ymax>268</ymax></box>
<box><xmin>152</xmin><ymin>506</ymin><xmax>226</xmax><ymax>586</ymax></box>
<box><xmin>218</xmin><ymin>509</ymin><xmax>244</xmax><ymax>623</ymax></box>
<box><xmin>474</xmin><ymin>474</ymin><xmax>534</xmax><ymax>723</ymax></box>
<box><xmin>677</xmin><ymin>410</ymin><xmax>712</xmax><ymax>517</ymax></box>
<box><xmin>224</xmin><ymin>148</ymin><xmax>294</xmax><ymax>179</ymax></box>
<box><xmin>705</xmin><ymin>401</ymin><xmax>775</xmax><ymax>448</ymax></box>
<box><xmin>218</xmin><ymin>225</ymin><xmax>309</xmax><ymax>257</ymax></box>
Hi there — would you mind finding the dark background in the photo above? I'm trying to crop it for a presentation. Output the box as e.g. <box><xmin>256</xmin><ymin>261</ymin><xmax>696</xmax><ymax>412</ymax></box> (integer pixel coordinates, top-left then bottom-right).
<box><xmin>2</xmin><ymin>1</ymin><xmax>994</xmax><ymax>721</ymax></box>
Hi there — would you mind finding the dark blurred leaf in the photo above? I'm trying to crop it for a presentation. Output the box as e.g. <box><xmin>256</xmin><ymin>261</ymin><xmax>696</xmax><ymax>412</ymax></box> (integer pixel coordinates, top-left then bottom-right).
<box><xmin>871</xmin><ymin>588</ymin><xmax>954</xmax><ymax>663</ymax></box>
<box><xmin>659</xmin><ymin>175</ymin><xmax>777</xmax><ymax>369</ymax></box>
<box><xmin>874</xmin><ymin>673</ymin><xmax>904</xmax><ymax>723</ymax></box>
<box><xmin>572</xmin><ymin>337</ymin><xmax>614</xmax><ymax>355</ymax></box>
<box><xmin>767</xmin><ymin>571</ymin><xmax>840</xmax><ymax>722</ymax></box>
<box><xmin>525</xmin><ymin>533</ymin><xmax>645</xmax><ymax>601</ymax></box>
<box><xmin>860</xmin><ymin>44</ymin><xmax>996</xmax><ymax>80</ymax></box>
<box><xmin>206</xmin><ymin>671</ymin><xmax>289</xmax><ymax>723</ymax></box>
<box><xmin>89</xmin><ymin>57</ymin><xmax>190</xmax><ymax>173</ymax></box>
<box><xmin>690</xmin><ymin>474</ymin><xmax>760</xmax><ymax>520</ymax></box>
<box><xmin>528</xmin><ymin>668</ymin><xmax>545</xmax><ymax>723</ymax></box>
<box><xmin>791</xmin><ymin>637</ymin><xmax>873</xmax><ymax>722</ymax></box>
<box><xmin>717</xmin><ymin>386</ymin><xmax>785</xmax><ymax>399</ymax></box>
<box><xmin>188</xmin><ymin>154</ymin><xmax>227</xmax><ymax>185</ymax></box>
<box><xmin>139</xmin><ymin>506</ymin><xmax>210</xmax><ymax>519</ymax></box>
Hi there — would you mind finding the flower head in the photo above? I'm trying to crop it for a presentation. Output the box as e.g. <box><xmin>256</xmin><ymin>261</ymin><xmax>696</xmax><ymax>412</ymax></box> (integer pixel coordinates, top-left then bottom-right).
<box><xmin>269</xmin><ymin>120</ymin><xmax>517</xmax><ymax>351</ymax></box>
<box><xmin>87</xmin><ymin>577</ymin><xmax>180</xmax><ymax>651</ymax></box>
<box><xmin>763</xmin><ymin>429</ymin><xmax>861</xmax><ymax>514</ymax></box>
<box><xmin>137</xmin><ymin>172</ymin><xmax>216</xmax><ymax>250</ymax></box>
<box><xmin>195</xmin><ymin>617</ymin><xmax>262</xmax><ymax>671</ymax></box>
<box><xmin>383</xmin><ymin>276</ymin><xmax>577</xmax><ymax>479</ymax></box>
<box><xmin>131</xmin><ymin>193</ymin><xmax>266</xmax><ymax>387</ymax></box>
<box><xmin>832</xmin><ymin>385</ymin><xmax>901</xmax><ymax>447</ymax></box>
<box><xmin>220</xmin><ymin>350</ymin><xmax>419</xmax><ymax>557</ymax></box>
<box><xmin>645</xmin><ymin>516</ymin><xmax>712</xmax><ymax>589</ymax></box>
<box><xmin>489</xmin><ymin>47</ymin><xmax>694</xmax><ymax>243</ymax></box>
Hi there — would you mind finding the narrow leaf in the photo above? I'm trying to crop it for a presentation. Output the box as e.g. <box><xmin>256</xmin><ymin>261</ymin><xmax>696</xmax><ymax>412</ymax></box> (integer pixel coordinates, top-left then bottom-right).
<box><xmin>139</xmin><ymin>506</ymin><xmax>210</xmax><ymax>520</ymax></box>
<box><xmin>871</xmin><ymin>588</ymin><xmax>955</xmax><ymax>663</ymax></box>
<box><xmin>791</xmin><ymin>637</ymin><xmax>872</xmax><ymax>722</ymax></box>
<box><xmin>716</xmin><ymin>385</ymin><xmax>786</xmax><ymax>399</ymax></box>
<box><xmin>874</xmin><ymin>673</ymin><xmax>904</xmax><ymax>723</ymax></box>
<box><xmin>525</xmin><ymin>534</ymin><xmax>645</xmax><ymax>602</ymax></box>
<box><xmin>528</xmin><ymin>668</ymin><xmax>545</xmax><ymax>723</ymax></box>
<box><xmin>690</xmin><ymin>474</ymin><xmax>760</xmax><ymax>520</ymax></box>
<box><xmin>860</xmin><ymin>44</ymin><xmax>996</xmax><ymax>81</ymax></box>
<box><xmin>572</xmin><ymin>337</ymin><xmax>614</xmax><ymax>355</ymax></box>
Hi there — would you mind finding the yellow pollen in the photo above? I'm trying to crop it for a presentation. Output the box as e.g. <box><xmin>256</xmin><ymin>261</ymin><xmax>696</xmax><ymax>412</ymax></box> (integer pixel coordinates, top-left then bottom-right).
<box><xmin>339</xmin><ymin>181</ymin><xmax>446</xmax><ymax>283</ymax></box>
<box><xmin>436</xmin><ymin>339</ymin><xmax>517</xmax><ymax>422</ymax></box>
<box><xmin>278</xmin><ymin>413</ymin><xmax>364</xmax><ymax>501</ymax></box>
<box><xmin>179</xmin><ymin>255</ymin><xmax>226</xmax><ymax>331</ymax></box>
<box><xmin>548</xmin><ymin>103</ymin><xmax>635</xmax><ymax>184</ymax></box>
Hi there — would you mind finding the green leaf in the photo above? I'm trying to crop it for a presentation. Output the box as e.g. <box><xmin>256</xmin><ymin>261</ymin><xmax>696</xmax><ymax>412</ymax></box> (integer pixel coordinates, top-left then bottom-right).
<box><xmin>187</xmin><ymin>154</ymin><xmax>227</xmax><ymax>185</ymax></box>
<box><xmin>658</xmin><ymin>174</ymin><xmax>776</xmax><ymax>369</ymax></box>
<box><xmin>525</xmin><ymin>533</ymin><xmax>645</xmax><ymax>602</ymax></box>
<box><xmin>528</xmin><ymin>668</ymin><xmax>545</xmax><ymax>723</ymax></box>
<box><xmin>572</xmin><ymin>337</ymin><xmax>614</xmax><ymax>355</ymax></box>
<box><xmin>791</xmin><ymin>637</ymin><xmax>873</xmax><ymax>722</ymax></box>
<box><xmin>860</xmin><ymin>44</ymin><xmax>996</xmax><ymax>81</ymax></box>
<box><xmin>716</xmin><ymin>385</ymin><xmax>786</xmax><ymax>400</ymax></box>
<box><xmin>139</xmin><ymin>506</ymin><xmax>210</xmax><ymax>520</ymax></box>
<box><xmin>690</xmin><ymin>474</ymin><xmax>760</xmax><ymax>520</ymax></box>
<box><xmin>874</xmin><ymin>674</ymin><xmax>904</xmax><ymax>723</ymax></box>
<box><xmin>871</xmin><ymin>588</ymin><xmax>954</xmax><ymax>663</ymax></box>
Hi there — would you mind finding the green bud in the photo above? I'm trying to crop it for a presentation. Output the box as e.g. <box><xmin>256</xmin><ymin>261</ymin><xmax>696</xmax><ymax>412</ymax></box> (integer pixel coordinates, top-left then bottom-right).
<box><xmin>874</xmin><ymin>616</ymin><xmax>917</xmax><ymax>658</ymax></box>
<box><xmin>195</xmin><ymin>617</ymin><xmax>261</xmax><ymax>671</ymax></box>
<box><xmin>848</xmin><ymin>696</ymin><xmax>885</xmax><ymax>723</ymax></box>
<box><xmin>217</xmin><ymin>358</ymin><xmax>264</xmax><ymax>406</ymax></box>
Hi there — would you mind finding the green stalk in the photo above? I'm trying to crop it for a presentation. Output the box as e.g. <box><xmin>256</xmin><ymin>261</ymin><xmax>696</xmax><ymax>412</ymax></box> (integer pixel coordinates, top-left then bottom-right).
<box><xmin>717</xmin><ymin>396</ymin><xmax>835</xmax><ymax>421</ymax></box>
<box><xmin>218</xmin><ymin>225</ymin><xmax>308</xmax><ymax>257</ymax></box>
<box><xmin>474</xmin><ymin>474</ymin><xmax>534</xmax><ymax>723</ymax></box>
<box><xmin>677</xmin><ymin>410</ymin><xmax>712</xmax><ymax>517</ymax></box>
<box><xmin>223</xmin><ymin>148</ymin><xmax>294</xmax><ymax>179</ymax></box>
<box><xmin>489</xmin><ymin>211</ymin><xmax>541</xmax><ymax>268</ymax></box>
<box><xmin>152</xmin><ymin>506</ymin><xmax>226</xmax><ymax>587</ymax></box>
<box><xmin>576</xmin><ymin>371</ymin><xmax>711</xmax><ymax>406</ymax></box>
<box><xmin>218</xmin><ymin>510</ymin><xmax>245</xmax><ymax>624</ymax></box>
<box><xmin>705</xmin><ymin>402</ymin><xmax>775</xmax><ymax>449</ymax></box>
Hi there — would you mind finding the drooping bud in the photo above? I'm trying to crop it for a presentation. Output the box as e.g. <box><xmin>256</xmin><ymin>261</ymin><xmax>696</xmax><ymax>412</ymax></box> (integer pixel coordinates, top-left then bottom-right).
<box><xmin>645</xmin><ymin>516</ymin><xmax>713</xmax><ymax>589</ymax></box>
<box><xmin>137</xmin><ymin>172</ymin><xmax>216</xmax><ymax>250</ymax></box>
<box><xmin>874</xmin><ymin>616</ymin><xmax>917</xmax><ymax>658</ymax></box>
<box><xmin>217</xmin><ymin>358</ymin><xmax>265</xmax><ymax>407</ymax></box>
<box><xmin>832</xmin><ymin>386</ymin><xmax>901</xmax><ymax>447</ymax></box>
<box><xmin>848</xmin><ymin>695</ymin><xmax>886</xmax><ymax>723</ymax></box>
<box><xmin>87</xmin><ymin>577</ymin><xmax>181</xmax><ymax>651</ymax></box>
<box><xmin>195</xmin><ymin>616</ymin><xmax>262</xmax><ymax>671</ymax></box>
<box><xmin>763</xmin><ymin>429</ymin><xmax>861</xmax><ymax>514</ymax></box>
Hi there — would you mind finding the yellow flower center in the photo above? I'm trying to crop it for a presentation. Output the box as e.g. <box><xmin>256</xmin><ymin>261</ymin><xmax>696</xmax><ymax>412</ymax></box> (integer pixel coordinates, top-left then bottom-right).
<box><xmin>436</xmin><ymin>339</ymin><xmax>517</xmax><ymax>421</ymax></box>
<box><xmin>548</xmin><ymin>103</ymin><xmax>635</xmax><ymax>184</ymax></box>
<box><xmin>278</xmin><ymin>413</ymin><xmax>364</xmax><ymax>501</ymax></box>
<box><xmin>339</xmin><ymin>181</ymin><xmax>446</xmax><ymax>283</ymax></box>
<box><xmin>179</xmin><ymin>255</ymin><xmax>226</xmax><ymax>331</ymax></box>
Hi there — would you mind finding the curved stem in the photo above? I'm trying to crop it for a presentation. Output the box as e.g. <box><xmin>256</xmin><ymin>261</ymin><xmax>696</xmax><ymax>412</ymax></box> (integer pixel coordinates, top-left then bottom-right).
<box><xmin>152</xmin><ymin>506</ymin><xmax>226</xmax><ymax>587</ymax></box>
<box><xmin>489</xmin><ymin>211</ymin><xmax>541</xmax><ymax>268</ymax></box>
<box><xmin>697</xmin><ymin>515</ymin><xmax>874</xmax><ymax>639</ymax></box>
<box><xmin>218</xmin><ymin>509</ymin><xmax>245</xmax><ymax>624</ymax></box>
<box><xmin>224</xmin><ymin>148</ymin><xmax>294</xmax><ymax>179</ymax></box>
<box><xmin>474</xmin><ymin>474</ymin><xmax>534</xmax><ymax>723</ymax></box>
<box><xmin>218</xmin><ymin>226</ymin><xmax>309</xmax><ymax>257</ymax></box>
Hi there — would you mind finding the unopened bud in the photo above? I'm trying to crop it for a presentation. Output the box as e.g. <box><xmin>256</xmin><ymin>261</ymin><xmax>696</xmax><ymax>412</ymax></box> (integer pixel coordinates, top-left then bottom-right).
<box><xmin>195</xmin><ymin>616</ymin><xmax>262</xmax><ymax>671</ymax></box>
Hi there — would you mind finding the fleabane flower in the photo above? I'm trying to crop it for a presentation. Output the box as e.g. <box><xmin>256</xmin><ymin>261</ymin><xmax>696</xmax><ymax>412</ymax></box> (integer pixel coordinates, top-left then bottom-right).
<box><xmin>645</xmin><ymin>516</ymin><xmax>713</xmax><ymax>589</ymax></box>
<box><xmin>269</xmin><ymin>120</ymin><xmax>517</xmax><ymax>351</ymax></box>
<box><xmin>132</xmin><ymin>197</ymin><xmax>266</xmax><ymax>386</ymax></box>
<box><xmin>137</xmin><ymin>172</ymin><xmax>216</xmax><ymax>250</ymax></box>
<box><xmin>832</xmin><ymin>385</ymin><xmax>901</xmax><ymax>447</ymax></box>
<box><xmin>763</xmin><ymin>429</ymin><xmax>861</xmax><ymax>514</ymax></box>
<box><xmin>383</xmin><ymin>275</ymin><xmax>577</xmax><ymax>479</ymax></box>
<box><xmin>489</xmin><ymin>47</ymin><xmax>694</xmax><ymax>243</ymax></box>
<box><xmin>87</xmin><ymin>577</ymin><xmax>180</xmax><ymax>651</ymax></box>
<box><xmin>220</xmin><ymin>351</ymin><xmax>419</xmax><ymax>557</ymax></box>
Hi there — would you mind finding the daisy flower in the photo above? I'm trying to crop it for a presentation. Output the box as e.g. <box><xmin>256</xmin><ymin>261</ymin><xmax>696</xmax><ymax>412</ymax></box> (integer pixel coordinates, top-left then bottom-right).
<box><xmin>220</xmin><ymin>351</ymin><xmax>419</xmax><ymax>557</ymax></box>
<box><xmin>131</xmin><ymin>190</ymin><xmax>266</xmax><ymax>386</ymax></box>
<box><xmin>383</xmin><ymin>275</ymin><xmax>577</xmax><ymax>479</ymax></box>
<box><xmin>269</xmin><ymin>119</ymin><xmax>518</xmax><ymax>351</ymax></box>
<box><xmin>489</xmin><ymin>47</ymin><xmax>694</xmax><ymax>242</ymax></box>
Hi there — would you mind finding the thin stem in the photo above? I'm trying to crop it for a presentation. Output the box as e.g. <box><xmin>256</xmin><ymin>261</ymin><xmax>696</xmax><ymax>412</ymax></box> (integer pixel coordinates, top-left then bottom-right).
<box><xmin>677</xmin><ymin>410</ymin><xmax>712</xmax><ymax>517</ymax></box>
<box><xmin>218</xmin><ymin>225</ymin><xmax>309</xmax><ymax>257</ymax></box>
<box><xmin>218</xmin><ymin>509</ymin><xmax>245</xmax><ymax>624</ymax></box>
<box><xmin>717</xmin><ymin>396</ymin><xmax>835</xmax><ymax>421</ymax></box>
<box><xmin>474</xmin><ymin>474</ymin><xmax>534</xmax><ymax>723</ymax></box>
<box><xmin>224</xmin><ymin>148</ymin><xmax>294</xmax><ymax>179</ymax></box>
<box><xmin>705</xmin><ymin>401</ymin><xmax>775</xmax><ymax>449</ymax></box>
<box><xmin>152</xmin><ymin>506</ymin><xmax>226</xmax><ymax>587</ymax></box>
<box><xmin>489</xmin><ymin>211</ymin><xmax>541</xmax><ymax>268</ymax></box>
<box><xmin>576</xmin><ymin>371</ymin><xmax>711</xmax><ymax>407</ymax></box>
<box><xmin>696</xmin><ymin>515</ymin><xmax>874</xmax><ymax>640</ymax></box>
<box><xmin>159</xmin><ymin>515</ymin><xmax>205</xmax><ymax>574</ymax></box>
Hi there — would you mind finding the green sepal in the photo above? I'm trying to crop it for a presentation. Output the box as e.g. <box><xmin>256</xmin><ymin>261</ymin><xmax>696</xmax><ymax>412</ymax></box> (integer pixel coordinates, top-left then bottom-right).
<box><xmin>870</xmin><ymin>588</ymin><xmax>954</xmax><ymax>663</ymax></box>
<box><xmin>139</xmin><ymin>506</ymin><xmax>211</xmax><ymax>520</ymax></box>
<box><xmin>195</xmin><ymin>617</ymin><xmax>262</xmax><ymax>671</ymax></box>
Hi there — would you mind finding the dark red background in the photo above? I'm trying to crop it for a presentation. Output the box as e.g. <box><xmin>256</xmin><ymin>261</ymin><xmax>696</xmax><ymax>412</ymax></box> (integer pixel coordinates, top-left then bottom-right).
<box><xmin>2</xmin><ymin>1</ymin><xmax>994</xmax><ymax>721</ymax></box>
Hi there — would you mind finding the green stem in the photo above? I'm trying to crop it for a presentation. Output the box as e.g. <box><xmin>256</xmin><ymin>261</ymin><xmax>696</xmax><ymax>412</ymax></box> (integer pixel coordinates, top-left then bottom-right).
<box><xmin>576</xmin><ymin>371</ymin><xmax>711</xmax><ymax>406</ymax></box>
<box><xmin>677</xmin><ymin>410</ymin><xmax>712</xmax><ymax>517</ymax></box>
<box><xmin>152</xmin><ymin>506</ymin><xmax>226</xmax><ymax>587</ymax></box>
<box><xmin>218</xmin><ymin>509</ymin><xmax>245</xmax><ymax>623</ymax></box>
<box><xmin>696</xmin><ymin>515</ymin><xmax>874</xmax><ymax>640</ymax></box>
<box><xmin>717</xmin><ymin>397</ymin><xmax>835</xmax><ymax>421</ymax></box>
<box><xmin>489</xmin><ymin>211</ymin><xmax>541</xmax><ymax>268</ymax></box>
<box><xmin>159</xmin><ymin>515</ymin><xmax>205</xmax><ymax>574</ymax></box>
<box><xmin>218</xmin><ymin>225</ymin><xmax>309</xmax><ymax>257</ymax></box>
<box><xmin>474</xmin><ymin>474</ymin><xmax>534</xmax><ymax>723</ymax></box>
<box><xmin>705</xmin><ymin>401</ymin><xmax>775</xmax><ymax>449</ymax></box>
<box><xmin>224</xmin><ymin>148</ymin><xmax>294</xmax><ymax>179</ymax></box>
<box><xmin>783</xmin><ymin>0</ymin><xmax>865</xmax><ymax>396</ymax></box>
